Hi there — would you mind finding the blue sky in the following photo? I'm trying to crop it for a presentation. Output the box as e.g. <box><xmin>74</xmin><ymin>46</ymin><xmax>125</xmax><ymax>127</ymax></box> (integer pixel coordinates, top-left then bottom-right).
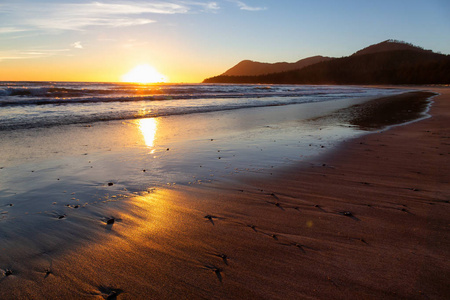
<box><xmin>1</xmin><ymin>0</ymin><xmax>449</xmax><ymax>82</ymax></box>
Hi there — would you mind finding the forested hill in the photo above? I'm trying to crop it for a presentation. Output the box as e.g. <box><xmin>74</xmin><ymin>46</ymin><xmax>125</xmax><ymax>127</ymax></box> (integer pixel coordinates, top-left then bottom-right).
<box><xmin>221</xmin><ymin>56</ymin><xmax>332</xmax><ymax>76</ymax></box>
<box><xmin>203</xmin><ymin>40</ymin><xmax>450</xmax><ymax>85</ymax></box>
<box><xmin>351</xmin><ymin>39</ymin><xmax>433</xmax><ymax>56</ymax></box>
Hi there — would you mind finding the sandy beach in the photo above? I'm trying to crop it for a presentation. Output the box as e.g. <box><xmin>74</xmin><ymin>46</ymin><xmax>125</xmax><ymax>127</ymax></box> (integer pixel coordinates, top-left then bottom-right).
<box><xmin>1</xmin><ymin>87</ymin><xmax>449</xmax><ymax>299</ymax></box>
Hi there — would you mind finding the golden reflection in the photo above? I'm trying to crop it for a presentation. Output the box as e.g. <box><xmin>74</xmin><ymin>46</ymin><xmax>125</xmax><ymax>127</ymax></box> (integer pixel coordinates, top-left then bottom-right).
<box><xmin>138</xmin><ymin>118</ymin><xmax>158</xmax><ymax>148</ymax></box>
<box><xmin>120</xmin><ymin>189</ymin><xmax>190</xmax><ymax>246</ymax></box>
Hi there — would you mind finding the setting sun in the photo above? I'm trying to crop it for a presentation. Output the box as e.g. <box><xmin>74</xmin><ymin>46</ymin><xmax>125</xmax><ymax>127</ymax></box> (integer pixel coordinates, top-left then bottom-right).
<box><xmin>121</xmin><ymin>64</ymin><xmax>168</xmax><ymax>84</ymax></box>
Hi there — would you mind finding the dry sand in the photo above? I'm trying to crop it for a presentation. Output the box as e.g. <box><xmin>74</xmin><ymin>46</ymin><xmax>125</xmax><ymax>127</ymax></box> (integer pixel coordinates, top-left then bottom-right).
<box><xmin>1</xmin><ymin>87</ymin><xmax>449</xmax><ymax>299</ymax></box>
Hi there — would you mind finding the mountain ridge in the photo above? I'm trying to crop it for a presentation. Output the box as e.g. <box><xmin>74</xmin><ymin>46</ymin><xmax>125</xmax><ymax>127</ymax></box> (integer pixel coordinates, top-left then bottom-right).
<box><xmin>204</xmin><ymin>40</ymin><xmax>450</xmax><ymax>85</ymax></box>
<box><xmin>351</xmin><ymin>39</ymin><xmax>432</xmax><ymax>56</ymax></box>
<box><xmin>221</xmin><ymin>56</ymin><xmax>332</xmax><ymax>76</ymax></box>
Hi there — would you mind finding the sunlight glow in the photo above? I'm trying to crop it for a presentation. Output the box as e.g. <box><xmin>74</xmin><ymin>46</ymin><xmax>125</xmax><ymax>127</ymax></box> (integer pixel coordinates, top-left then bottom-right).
<box><xmin>122</xmin><ymin>64</ymin><xmax>168</xmax><ymax>84</ymax></box>
<box><xmin>138</xmin><ymin>118</ymin><xmax>158</xmax><ymax>148</ymax></box>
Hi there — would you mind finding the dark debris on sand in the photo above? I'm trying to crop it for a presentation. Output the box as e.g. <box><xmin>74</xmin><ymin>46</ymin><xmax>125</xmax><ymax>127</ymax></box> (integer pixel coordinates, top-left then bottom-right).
<box><xmin>98</xmin><ymin>286</ymin><xmax>124</xmax><ymax>300</ymax></box>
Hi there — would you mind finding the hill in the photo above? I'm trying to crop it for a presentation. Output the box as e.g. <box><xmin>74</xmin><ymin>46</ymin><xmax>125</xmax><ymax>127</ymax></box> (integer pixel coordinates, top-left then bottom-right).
<box><xmin>222</xmin><ymin>56</ymin><xmax>332</xmax><ymax>76</ymax></box>
<box><xmin>203</xmin><ymin>40</ymin><xmax>450</xmax><ymax>85</ymax></box>
<box><xmin>352</xmin><ymin>39</ymin><xmax>432</xmax><ymax>56</ymax></box>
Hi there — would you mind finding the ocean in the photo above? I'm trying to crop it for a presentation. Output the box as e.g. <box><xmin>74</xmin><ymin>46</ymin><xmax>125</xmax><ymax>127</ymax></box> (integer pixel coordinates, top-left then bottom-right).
<box><xmin>0</xmin><ymin>82</ymin><xmax>403</xmax><ymax>131</ymax></box>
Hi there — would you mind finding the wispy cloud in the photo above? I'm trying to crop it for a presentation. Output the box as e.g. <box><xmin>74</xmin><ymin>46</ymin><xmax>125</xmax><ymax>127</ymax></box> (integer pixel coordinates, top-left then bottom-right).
<box><xmin>0</xmin><ymin>48</ymin><xmax>70</xmax><ymax>61</ymax></box>
<box><xmin>0</xmin><ymin>56</ymin><xmax>29</xmax><ymax>62</ymax></box>
<box><xmin>206</xmin><ymin>2</ymin><xmax>220</xmax><ymax>11</ymax></box>
<box><xmin>183</xmin><ymin>1</ymin><xmax>220</xmax><ymax>12</ymax></box>
<box><xmin>230</xmin><ymin>0</ymin><xmax>267</xmax><ymax>11</ymax></box>
<box><xmin>25</xmin><ymin>2</ymin><xmax>181</xmax><ymax>31</ymax></box>
<box><xmin>0</xmin><ymin>1</ymin><xmax>227</xmax><ymax>34</ymax></box>
<box><xmin>20</xmin><ymin>49</ymin><xmax>70</xmax><ymax>56</ymax></box>
<box><xmin>71</xmin><ymin>42</ymin><xmax>83</xmax><ymax>49</ymax></box>
<box><xmin>0</xmin><ymin>27</ymin><xmax>28</xmax><ymax>34</ymax></box>
<box><xmin>0</xmin><ymin>1</ymin><xmax>205</xmax><ymax>32</ymax></box>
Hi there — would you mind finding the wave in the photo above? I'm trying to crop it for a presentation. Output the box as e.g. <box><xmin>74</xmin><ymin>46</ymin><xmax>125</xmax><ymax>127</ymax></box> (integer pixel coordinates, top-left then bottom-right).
<box><xmin>0</xmin><ymin>86</ymin><xmax>163</xmax><ymax>100</ymax></box>
<box><xmin>0</xmin><ymin>96</ymin><xmax>344</xmax><ymax>131</ymax></box>
<box><xmin>0</xmin><ymin>85</ymin><xmax>370</xmax><ymax>107</ymax></box>
<box><xmin>0</xmin><ymin>82</ymin><xmax>405</xmax><ymax>132</ymax></box>
<box><xmin>0</xmin><ymin>82</ymin><xmax>368</xmax><ymax>104</ymax></box>
<box><xmin>0</xmin><ymin>91</ymin><xmax>353</xmax><ymax>107</ymax></box>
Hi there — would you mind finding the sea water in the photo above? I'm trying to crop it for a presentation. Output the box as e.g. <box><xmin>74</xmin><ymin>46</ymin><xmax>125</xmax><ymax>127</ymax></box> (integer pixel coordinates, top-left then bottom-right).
<box><xmin>0</xmin><ymin>82</ymin><xmax>402</xmax><ymax>130</ymax></box>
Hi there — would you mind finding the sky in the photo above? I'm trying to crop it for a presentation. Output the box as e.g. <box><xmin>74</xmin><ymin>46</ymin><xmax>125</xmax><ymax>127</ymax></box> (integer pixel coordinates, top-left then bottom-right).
<box><xmin>0</xmin><ymin>0</ymin><xmax>449</xmax><ymax>83</ymax></box>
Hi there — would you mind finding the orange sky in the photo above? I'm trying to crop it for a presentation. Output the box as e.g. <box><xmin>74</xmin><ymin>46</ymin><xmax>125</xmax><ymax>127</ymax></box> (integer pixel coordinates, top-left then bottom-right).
<box><xmin>0</xmin><ymin>47</ymin><xmax>223</xmax><ymax>83</ymax></box>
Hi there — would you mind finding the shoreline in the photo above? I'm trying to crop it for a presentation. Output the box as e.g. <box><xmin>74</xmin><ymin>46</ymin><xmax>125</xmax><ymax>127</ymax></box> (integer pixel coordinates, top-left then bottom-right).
<box><xmin>1</xmin><ymin>87</ymin><xmax>449</xmax><ymax>299</ymax></box>
<box><xmin>238</xmin><ymin>86</ymin><xmax>450</xmax><ymax>298</ymax></box>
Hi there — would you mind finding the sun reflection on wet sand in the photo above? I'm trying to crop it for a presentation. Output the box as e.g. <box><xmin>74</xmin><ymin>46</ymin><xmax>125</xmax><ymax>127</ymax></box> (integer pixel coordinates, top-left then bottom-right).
<box><xmin>138</xmin><ymin>118</ymin><xmax>158</xmax><ymax>150</ymax></box>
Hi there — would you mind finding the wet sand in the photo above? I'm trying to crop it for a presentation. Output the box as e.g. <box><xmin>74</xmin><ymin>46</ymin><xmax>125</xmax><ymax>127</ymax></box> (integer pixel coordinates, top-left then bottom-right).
<box><xmin>1</xmin><ymin>88</ymin><xmax>449</xmax><ymax>299</ymax></box>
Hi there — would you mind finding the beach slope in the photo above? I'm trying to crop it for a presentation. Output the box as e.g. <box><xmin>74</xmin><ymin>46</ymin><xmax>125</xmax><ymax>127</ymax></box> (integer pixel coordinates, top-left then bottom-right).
<box><xmin>0</xmin><ymin>88</ymin><xmax>449</xmax><ymax>299</ymax></box>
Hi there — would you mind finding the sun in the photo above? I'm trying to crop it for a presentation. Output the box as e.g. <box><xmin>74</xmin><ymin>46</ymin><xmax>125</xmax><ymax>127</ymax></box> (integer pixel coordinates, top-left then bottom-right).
<box><xmin>121</xmin><ymin>64</ymin><xmax>168</xmax><ymax>84</ymax></box>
